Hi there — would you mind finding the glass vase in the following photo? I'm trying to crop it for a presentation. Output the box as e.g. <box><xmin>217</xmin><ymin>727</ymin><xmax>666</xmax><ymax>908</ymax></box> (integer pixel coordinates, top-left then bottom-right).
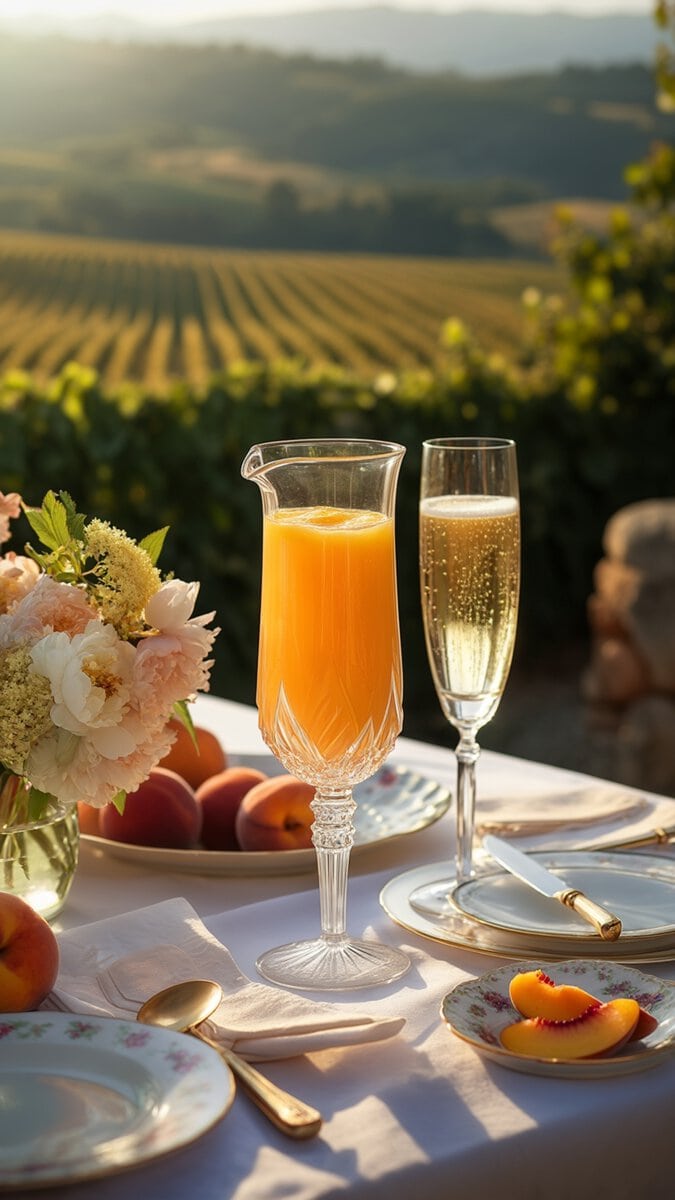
<box><xmin>0</xmin><ymin>779</ymin><xmax>79</xmax><ymax>922</ymax></box>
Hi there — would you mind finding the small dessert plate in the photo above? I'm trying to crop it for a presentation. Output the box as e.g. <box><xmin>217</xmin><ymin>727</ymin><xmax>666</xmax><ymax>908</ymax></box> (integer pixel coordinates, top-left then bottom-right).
<box><xmin>440</xmin><ymin>959</ymin><xmax>675</xmax><ymax>1078</ymax></box>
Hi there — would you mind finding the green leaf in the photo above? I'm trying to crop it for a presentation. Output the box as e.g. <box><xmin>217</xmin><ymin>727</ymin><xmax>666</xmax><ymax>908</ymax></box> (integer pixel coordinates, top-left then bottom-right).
<box><xmin>59</xmin><ymin>490</ymin><xmax>87</xmax><ymax>542</ymax></box>
<box><xmin>111</xmin><ymin>790</ymin><xmax>126</xmax><ymax>815</ymax></box>
<box><xmin>139</xmin><ymin>526</ymin><xmax>169</xmax><ymax>566</ymax></box>
<box><xmin>172</xmin><ymin>699</ymin><xmax>198</xmax><ymax>748</ymax></box>
<box><xmin>27</xmin><ymin>787</ymin><xmax>55</xmax><ymax>822</ymax></box>
<box><xmin>23</xmin><ymin>491</ymin><xmax>72</xmax><ymax>553</ymax></box>
<box><xmin>23</xmin><ymin>545</ymin><xmax>57</xmax><ymax>572</ymax></box>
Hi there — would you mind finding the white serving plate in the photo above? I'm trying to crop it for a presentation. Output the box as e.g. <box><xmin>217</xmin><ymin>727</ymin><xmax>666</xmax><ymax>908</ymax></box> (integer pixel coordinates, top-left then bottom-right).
<box><xmin>82</xmin><ymin>758</ymin><xmax>451</xmax><ymax>877</ymax></box>
<box><xmin>440</xmin><ymin>959</ymin><xmax>675</xmax><ymax>1078</ymax></box>
<box><xmin>0</xmin><ymin>1011</ymin><xmax>234</xmax><ymax>1190</ymax></box>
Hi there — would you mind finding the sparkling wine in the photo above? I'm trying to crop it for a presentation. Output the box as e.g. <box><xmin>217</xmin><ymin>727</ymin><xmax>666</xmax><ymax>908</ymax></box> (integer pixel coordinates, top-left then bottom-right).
<box><xmin>420</xmin><ymin>494</ymin><xmax>520</xmax><ymax>728</ymax></box>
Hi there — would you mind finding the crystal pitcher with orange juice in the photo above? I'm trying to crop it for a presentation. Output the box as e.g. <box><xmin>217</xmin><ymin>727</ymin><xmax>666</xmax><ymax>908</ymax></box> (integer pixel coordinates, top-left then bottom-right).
<box><xmin>242</xmin><ymin>439</ymin><xmax>410</xmax><ymax>991</ymax></box>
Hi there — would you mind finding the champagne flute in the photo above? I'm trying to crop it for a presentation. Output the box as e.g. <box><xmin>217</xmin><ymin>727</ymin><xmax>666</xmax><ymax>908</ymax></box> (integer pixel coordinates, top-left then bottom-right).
<box><xmin>242</xmin><ymin>438</ymin><xmax>411</xmax><ymax>991</ymax></box>
<box><xmin>409</xmin><ymin>437</ymin><xmax>520</xmax><ymax>916</ymax></box>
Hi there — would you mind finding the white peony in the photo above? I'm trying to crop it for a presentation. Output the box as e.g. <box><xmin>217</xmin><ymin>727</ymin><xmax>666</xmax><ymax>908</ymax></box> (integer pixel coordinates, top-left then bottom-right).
<box><xmin>145</xmin><ymin>578</ymin><xmax>201</xmax><ymax>632</ymax></box>
<box><xmin>29</xmin><ymin>618</ymin><xmax>139</xmax><ymax>758</ymax></box>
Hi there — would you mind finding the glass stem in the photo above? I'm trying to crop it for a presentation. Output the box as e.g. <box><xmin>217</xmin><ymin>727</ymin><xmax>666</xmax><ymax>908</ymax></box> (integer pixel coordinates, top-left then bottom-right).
<box><xmin>311</xmin><ymin>789</ymin><xmax>356</xmax><ymax>940</ymax></box>
<box><xmin>455</xmin><ymin>730</ymin><xmax>480</xmax><ymax>883</ymax></box>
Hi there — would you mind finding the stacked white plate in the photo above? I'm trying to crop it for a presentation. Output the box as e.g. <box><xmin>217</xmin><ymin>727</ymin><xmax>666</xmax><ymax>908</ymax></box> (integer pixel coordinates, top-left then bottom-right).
<box><xmin>380</xmin><ymin>850</ymin><xmax>675</xmax><ymax>963</ymax></box>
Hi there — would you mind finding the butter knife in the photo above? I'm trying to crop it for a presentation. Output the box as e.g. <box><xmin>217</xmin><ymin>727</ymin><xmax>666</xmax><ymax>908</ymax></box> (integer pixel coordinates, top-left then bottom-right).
<box><xmin>482</xmin><ymin>834</ymin><xmax>623</xmax><ymax>941</ymax></box>
<box><xmin>584</xmin><ymin>824</ymin><xmax>675</xmax><ymax>853</ymax></box>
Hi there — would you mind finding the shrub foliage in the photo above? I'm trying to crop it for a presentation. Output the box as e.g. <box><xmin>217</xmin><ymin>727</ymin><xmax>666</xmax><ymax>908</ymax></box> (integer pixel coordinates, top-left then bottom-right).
<box><xmin>1</xmin><ymin>305</ymin><xmax>672</xmax><ymax>730</ymax></box>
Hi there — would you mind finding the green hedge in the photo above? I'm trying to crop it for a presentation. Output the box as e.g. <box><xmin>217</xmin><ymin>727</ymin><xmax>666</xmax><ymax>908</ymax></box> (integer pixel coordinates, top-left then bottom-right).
<box><xmin>1</xmin><ymin>351</ymin><xmax>673</xmax><ymax>738</ymax></box>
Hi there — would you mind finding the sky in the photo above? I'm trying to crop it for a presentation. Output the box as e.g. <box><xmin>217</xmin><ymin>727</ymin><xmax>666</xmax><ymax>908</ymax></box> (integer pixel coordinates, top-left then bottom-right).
<box><xmin>0</xmin><ymin>1</ymin><xmax>655</xmax><ymax>25</ymax></box>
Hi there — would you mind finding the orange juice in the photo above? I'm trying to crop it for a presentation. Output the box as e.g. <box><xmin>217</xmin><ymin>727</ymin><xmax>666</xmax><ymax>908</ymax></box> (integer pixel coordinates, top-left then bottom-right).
<box><xmin>257</xmin><ymin>505</ymin><xmax>402</xmax><ymax>771</ymax></box>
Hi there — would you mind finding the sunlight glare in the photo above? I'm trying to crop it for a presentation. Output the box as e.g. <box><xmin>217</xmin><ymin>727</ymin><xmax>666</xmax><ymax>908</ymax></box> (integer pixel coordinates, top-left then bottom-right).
<box><xmin>0</xmin><ymin>0</ymin><xmax>655</xmax><ymax>26</ymax></box>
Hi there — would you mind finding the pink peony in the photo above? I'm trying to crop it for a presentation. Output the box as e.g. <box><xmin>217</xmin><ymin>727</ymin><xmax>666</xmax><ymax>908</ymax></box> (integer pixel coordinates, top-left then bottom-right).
<box><xmin>0</xmin><ymin>553</ymin><xmax>40</xmax><ymax>614</ymax></box>
<box><xmin>0</xmin><ymin>491</ymin><xmax>21</xmax><ymax>545</ymax></box>
<box><xmin>26</xmin><ymin>720</ymin><xmax>176</xmax><ymax>808</ymax></box>
<box><xmin>0</xmin><ymin>491</ymin><xmax>219</xmax><ymax>812</ymax></box>
<box><xmin>136</xmin><ymin>579</ymin><xmax>218</xmax><ymax>715</ymax></box>
<box><xmin>133</xmin><ymin>627</ymin><xmax>216</xmax><ymax>718</ymax></box>
<box><xmin>98</xmin><ymin>723</ymin><xmax>177</xmax><ymax>800</ymax></box>
<box><xmin>0</xmin><ymin>574</ymin><xmax>96</xmax><ymax>649</ymax></box>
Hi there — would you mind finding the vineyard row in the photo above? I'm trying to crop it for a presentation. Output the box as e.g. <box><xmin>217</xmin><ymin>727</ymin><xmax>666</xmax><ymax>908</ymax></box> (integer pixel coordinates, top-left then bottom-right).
<box><xmin>0</xmin><ymin>229</ymin><xmax>562</xmax><ymax>388</ymax></box>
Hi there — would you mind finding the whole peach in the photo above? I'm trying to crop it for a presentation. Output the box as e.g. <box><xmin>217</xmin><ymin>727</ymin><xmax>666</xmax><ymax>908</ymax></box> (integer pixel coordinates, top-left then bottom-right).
<box><xmin>100</xmin><ymin>767</ymin><xmax>202</xmax><ymax>849</ymax></box>
<box><xmin>0</xmin><ymin>893</ymin><xmax>60</xmax><ymax>1012</ymax></box>
<box><xmin>77</xmin><ymin>802</ymin><xmax>101</xmax><ymax>835</ymax></box>
<box><xmin>196</xmin><ymin>767</ymin><xmax>268</xmax><ymax>850</ymax></box>
<box><xmin>235</xmin><ymin>775</ymin><xmax>315</xmax><ymax>852</ymax></box>
<box><xmin>158</xmin><ymin>720</ymin><xmax>227</xmax><ymax>789</ymax></box>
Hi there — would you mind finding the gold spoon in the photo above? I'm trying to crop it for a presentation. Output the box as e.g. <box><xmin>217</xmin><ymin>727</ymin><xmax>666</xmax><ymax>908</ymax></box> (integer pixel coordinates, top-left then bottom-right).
<box><xmin>137</xmin><ymin>979</ymin><xmax>322</xmax><ymax>1140</ymax></box>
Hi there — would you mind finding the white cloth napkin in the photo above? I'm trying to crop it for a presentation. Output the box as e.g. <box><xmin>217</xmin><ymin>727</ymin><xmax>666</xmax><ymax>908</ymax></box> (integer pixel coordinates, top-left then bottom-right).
<box><xmin>45</xmin><ymin>897</ymin><xmax>405</xmax><ymax>1062</ymax></box>
<box><xmin>476</xmin><ymin>784</ymin><xmax>648</xmax><ymax>837</ymax></box>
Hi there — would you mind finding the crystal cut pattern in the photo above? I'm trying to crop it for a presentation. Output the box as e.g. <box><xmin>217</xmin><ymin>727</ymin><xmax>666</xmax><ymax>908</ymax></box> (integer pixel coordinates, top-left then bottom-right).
<box><xmin>264</xmin><ymin>680</ymin><xmax>403</xmax><ymax>789</ymax></box>
<box><xmin>311</xmin><ymin>796</ymin><xmax>356</xmax><ymax>851</ymax></box>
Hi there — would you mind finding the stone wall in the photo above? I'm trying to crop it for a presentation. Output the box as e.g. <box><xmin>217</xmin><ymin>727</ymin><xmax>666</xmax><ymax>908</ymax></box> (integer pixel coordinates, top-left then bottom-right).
<box><xmin>583</xmin><ymin>499</ymin><xmax>675</xmax><ymax>797</ymax></box>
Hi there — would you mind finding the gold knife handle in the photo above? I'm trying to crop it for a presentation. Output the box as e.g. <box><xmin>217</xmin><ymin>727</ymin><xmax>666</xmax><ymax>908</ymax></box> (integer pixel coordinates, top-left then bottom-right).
<box><xmin>556</xmin><ymin>888</ymin><xmax>622</xmax><ymax>941</ymax></box>
<box><xmin>485</xmin><ymin>823</ymin><xmax>675</xmax><ymax>853</ymax></box>
<box><xmin>593</xmin><ymin>826</ymin><xmax>673</xmax><ymax>852</ymax></box>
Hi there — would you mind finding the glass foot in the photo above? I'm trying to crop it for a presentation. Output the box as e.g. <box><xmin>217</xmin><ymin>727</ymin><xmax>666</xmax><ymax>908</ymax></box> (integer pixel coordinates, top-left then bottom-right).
<box><xmin>256</xmin><ymin>936</ymin><xmax>410</xmax><ymax>992</ymax></box>
<box><xmin>408</xmin><ymin>875</ymin><xmax>459</xmax><ymax>919</ymax></box>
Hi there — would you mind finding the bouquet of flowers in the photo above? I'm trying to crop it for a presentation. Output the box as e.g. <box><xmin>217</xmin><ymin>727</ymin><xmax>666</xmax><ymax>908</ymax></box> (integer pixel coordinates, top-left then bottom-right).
<box><xmin>0</xmin><ymin>488</ymin><xmax>218</xmax><ymax>827</ymax></box>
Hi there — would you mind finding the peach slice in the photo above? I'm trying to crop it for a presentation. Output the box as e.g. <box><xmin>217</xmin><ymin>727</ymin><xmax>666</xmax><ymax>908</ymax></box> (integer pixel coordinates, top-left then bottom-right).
<box><xmin>632</xmin><ymin>1007</ymin><xmax>659</xmax><ymax>1040</ymax></box>
<box><xmin>500</xmin><ymin>998</ymin><xmax>640</xmax><ymax>1060</ymax></box>
<box><xmin>509</xmin><ymin>969</ymin><xmax>600</xmax><ymax>1021</ymax></box>
<box><xmin>509</xmin><ymin>969</ymin><xmax>659</xmax><ymax>1043</ymax></box>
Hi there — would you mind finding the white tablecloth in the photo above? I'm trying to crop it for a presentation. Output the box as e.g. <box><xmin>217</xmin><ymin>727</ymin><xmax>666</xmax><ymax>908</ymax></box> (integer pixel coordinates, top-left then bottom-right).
<box><xmin>29</xmin><ymin>696</ymin><xmax>675</xmax><ymax>1200</ymax></box>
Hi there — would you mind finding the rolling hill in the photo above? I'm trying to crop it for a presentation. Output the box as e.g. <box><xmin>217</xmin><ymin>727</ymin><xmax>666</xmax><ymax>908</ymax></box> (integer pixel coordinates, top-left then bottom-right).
<box><xmin>0</xmin><ymin>7</ymin><xmax>658</xmax><ymax>76</ymax></box>
<box><xmin>0</xmin><ymin>33</ymin><xmax>667</xmax><ymax>256</ymax></box>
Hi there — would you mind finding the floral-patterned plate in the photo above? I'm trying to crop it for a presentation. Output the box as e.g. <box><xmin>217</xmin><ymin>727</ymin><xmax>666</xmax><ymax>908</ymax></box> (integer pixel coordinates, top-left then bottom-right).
<box><xmin>0</xmin><ymin>1011</ymin><xmax>234</xmax><ymax>1190</ymax></box>
<box><xmin>440</xmin><ymin>959</ymin><xmax>675</xmax><ymax>1078</ymax></box>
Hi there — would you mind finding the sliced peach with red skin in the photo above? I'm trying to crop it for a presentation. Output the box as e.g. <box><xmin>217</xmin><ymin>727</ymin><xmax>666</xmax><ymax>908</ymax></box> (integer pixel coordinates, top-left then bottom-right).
<box><xmin>500</xmin><ymin>998</ymin><xmax>640</xmax><ymax>1060</ymax></box>
<box><xmin>509</xmin><ymin>969</ymin><xmax>659</xmax><ymax>1043</ymax></box>
<box><xmin>509</xmin><ymin>969</ymin><xmax>598</xmax><ymax>1021</ymax></box>
<box><xmin>631</xmin><ymin>1007</ymin><xmax>659</xmax><ymax>1040</ymax></box>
